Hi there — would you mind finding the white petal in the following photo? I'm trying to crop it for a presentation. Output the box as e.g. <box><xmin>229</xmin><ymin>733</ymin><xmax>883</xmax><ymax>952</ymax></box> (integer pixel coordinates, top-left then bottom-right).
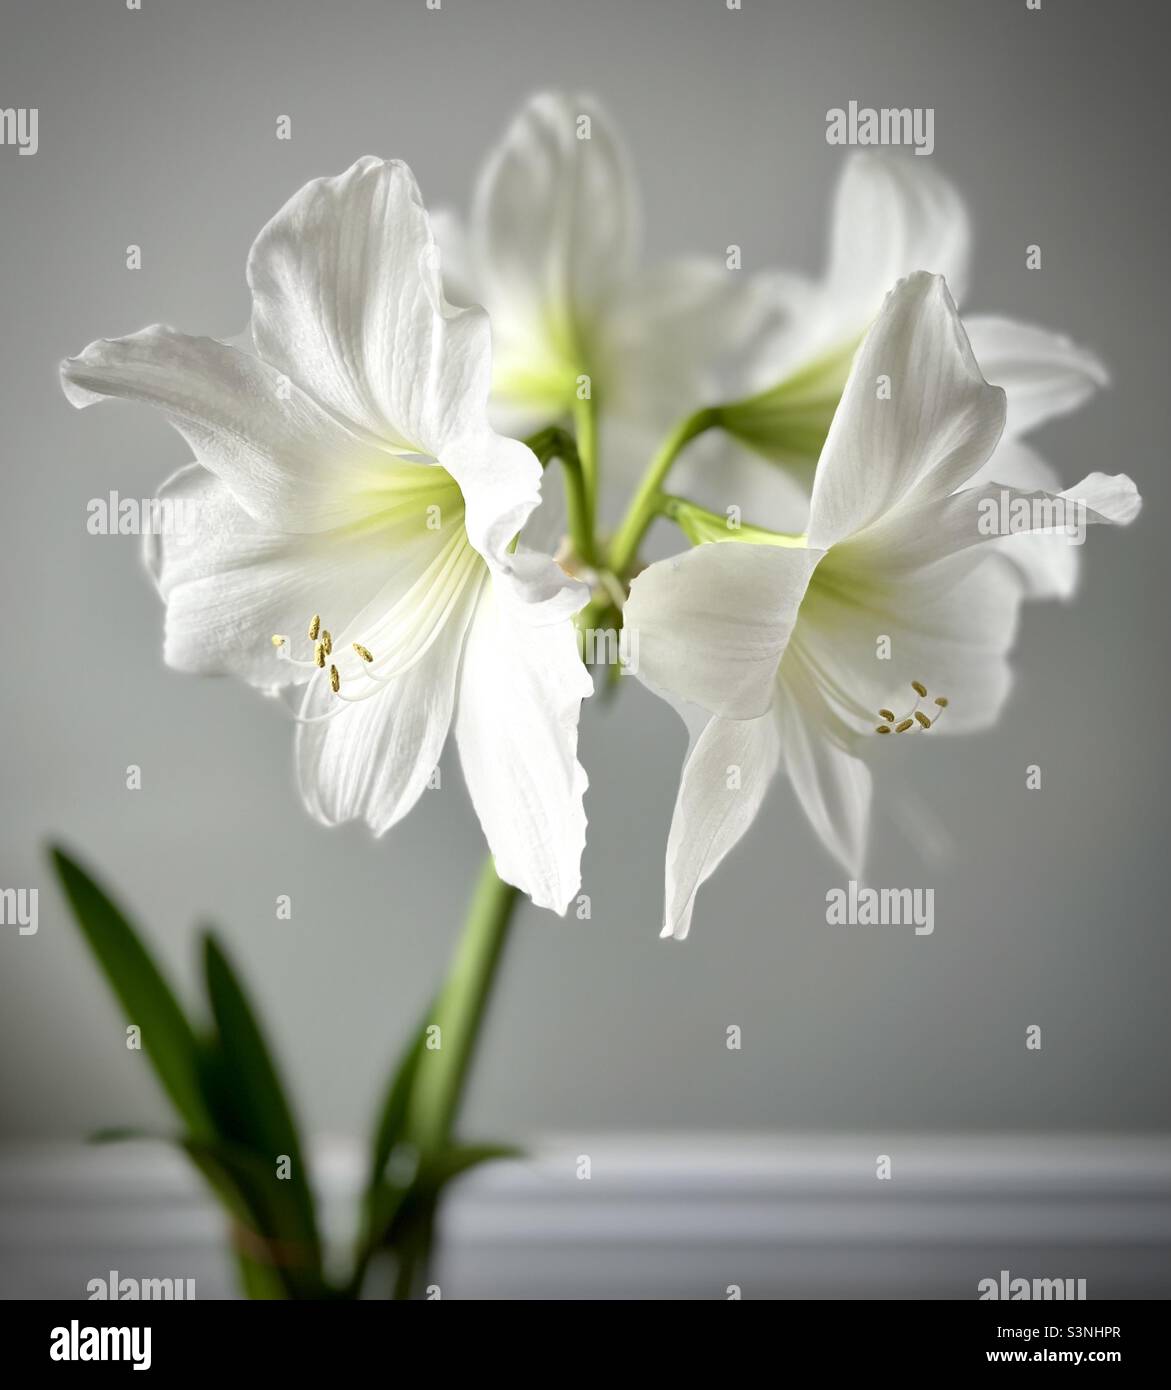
<box><xmin>428</xmin><ymin>206</ymin><xmax>476</xmax><ymax>309</ymax></box>
<box><xmin>594</xmin><ymin>260</ymin><xmax>786</xmax><ymax>521</ymax></box>
<box><xmin>495</xmin><ymin>544</ymin><xmax>590</xmax><ymax>623</ymax></box>
<box><xmin>1061</xmin><ymin>471</ymin><xmax>1143</xmax><ymax>525</ymax></box>
<box><xmin>963</xmin><ymin>314</ymin><xmax>1109</xmax><ymax>440</ymax></box>
<box><xmin>294</xmin><ymin>567</ymin><xmax>483</xmax><ymax>836</ymax></box>
<box><xmin>840</xmin><ymin>469</ymin><xmax>1142</xmax><ymax>576</ymax></box>
<box><xmin>825</xmin><ymin>152</ymin><xmax>972</xmax><ymax>325</ymax></box>
<box><xmin>598</xmin><ymin>258</ymin><xmax>779</xmax><ymax>425</ymax></box>
<box><xmin>661</xmin><ymin>711</ymin><xmax>781</xmax><ymax>940</ymax></box>
<box><xmin>517</xmin><ymin>458</ymin><xmax>568</xmax><ymax>556</ymax></box>
<box><xmin>248</xmin><ymin>157</ymin><xmax>494</xmax><ymax>457</ymax></box>
<box><xmin>438</xmin><ymin>427</ymin><xmax>545</xmax><ymax>575</ymax></box>
<box><xmin>143</xmin><ymin>464</ymin><xmax>452</xmax><ymax>690</ymax></box>
<box><xmin>454</xmin><ymin>579</ymin><xmax>592</xmax><ymax>914</ymax></box>
<box><xmin>963</xmin><ymin>440</ymin><xmax>1080</xmax><ymax>600</ymax></box>
<box><xmin>624</xmin><ymin>541</ymin><xmax>824</xmax><ymax>721</ymax></box>
<box><xmin>335</xmin><ymin>527</ymin><xmax>486</xmax><ymax>686</ymax></box>
<box><xmin>736</xmin><ymin>270</ymin><xmax>831</xmax><ymax>396</ymax></box>
<box><xmin>468</xmin><ymin>91</ymin><xmax>638</xmax><ymax>411</ymax></box>
<box><xmin>807</xmin><ymin>273</ymin><xmax>1006</xmax><ymax>549</ymax></box>
<box><xmin>753</xmin><ymin>154</ymin><xmax>971</xmax><ymax>387</ymax></box>
<box><xmin>61</xmin><ymin>326</ymin><xmax>401</xmax><ymax>532</ymax></box>
<box><xmin>787</xmin><ymin>549</ymin><xmax>1025</xmax><ymax>740</ymax></box>
<box><xmin>775</xmin><ymin>672</ymin><xmax>873</xmax><ymax>878</ymax></box>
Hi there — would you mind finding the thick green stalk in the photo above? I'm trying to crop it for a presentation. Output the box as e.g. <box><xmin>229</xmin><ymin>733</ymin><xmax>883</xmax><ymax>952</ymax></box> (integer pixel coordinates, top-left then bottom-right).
<box><xmin>574</xmin><ymin>394</ymin><xmax>599</xmax><ymax>542</ymax></box>
<box><xmin>405</xmin><ymin>858</ymin><xmax>520</xmax><ymax>1158</ymax></box>
<box><xmin>525</xmin><ymin>425</ymin><xmax>595</xmax><ymax>565</ymax></box>
<box><xmin>607</xmin><ymin>406</ymin><xmax>720</xmax><ymax>576</ymax></box>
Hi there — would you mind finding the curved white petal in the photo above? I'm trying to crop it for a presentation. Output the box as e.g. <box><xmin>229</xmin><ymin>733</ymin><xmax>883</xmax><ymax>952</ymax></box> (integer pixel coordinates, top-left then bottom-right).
<box><xmin>661</xmin><ymin>711</ymin><xmax>781</xmax><ymax>941</ymax></box>
<box><xmin>826</xmin><ymin>152</ymin><xmax>972</xmax><ymax>326</ymax></box>
<box><xmin>737</xmin><ymin>270</ymin><xmax>830</xmax><ymax>396</ymax></box>
<box><xmin>624</xmin><ymin>541</ymin><xmax>823</xmax><ymax>721</ymax></box>
<box><xmin>468</xmin><ymin>91</ymin><xmax>638</xmax><ymax>411</ymax></box>
<box><xmin>333</xmin><ymin>526</ymin><xmax>486</xmax><ymax>688</ymax></box>
<box><xmin>428</xmin><ymin>206</ymin><xmax>476</xmax><ymax>309</ymax></box>
<box><xmin>840</xmin><ymin>469</ymin><xmax>1141</xmax><ymax>576</ymax></box>
<box><xmin>517</xmin><ymin>459</ymin><xmax>568</xmax><ymax>556</ymax></box>
<box><xmin>61</xmin><ymin>326</ymin><xmax>400</xmax><ymax>532</ymax></box>
<box><xmin>786</xmin><ymin>548</ymin><xmax>1025</xmax><ymax>740</ymax></box>
<box><xmin>963</xmin><ymin>314</ymin><xmax>1109</xmax><ymax>440</ymax></box>
<box><xmin>1062</xmin><ymin>471</ymin><xmax>1143</xmax><ymax>525</ymax></box>
<box><xmin>775</xmin><ymin>670</ymin><xmax>873</xmax><ymax>878</ymax></box>
<box><xmin>598</xmin><ymin>258</ymin><xmax>779</xmax><ymax>425</ymax></box>
<box><xmin>807</xmin><ymin>273</ymin><xmax>1006</xmax><ymax>550</ymax></box>
<box><xmin>437</xmin><ymin>426</ymin><xmax>544</xmax><ymax>574</ymax></box>
<box><xmin>143</xmin><ymin>463</ymin><xmax>455</xmax><ymax>690</ymax></box>
<box><xmin>248</xmin><ymin>157</ymin><xmax>494</xmax><ymax>458</ymax></box>
<box><xmin>750</xmin><ymin>154</ymin><xmax>971</xmax><ymax>393</ymax></box>
<box><xmin>454</xmin><ymin>579</ymin><xmax>592</xmax><ymax>914</ymax></box>
<box><xmin>593</xmin><ymin>261</ymin><xmax>785</xmax><ymax>520</ymax></box>
<box><xmin>294</xmin><ymin>566</ymin><xmax>483</xmax><ymax>836</ymax></box>
<box><xmin>496</xmin><ymin>544</ymin><xmax>590</xmax><ymax>624</ymax></box>
<box><xmin>964</xmin><ymin>440</ymin><xmax>1080</xmax><ymax>600</ymax></box>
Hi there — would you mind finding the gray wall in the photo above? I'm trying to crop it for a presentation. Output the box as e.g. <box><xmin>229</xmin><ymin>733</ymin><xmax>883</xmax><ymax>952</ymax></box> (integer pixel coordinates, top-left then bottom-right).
<box><xmin>1</xmin><ymin>0</ymin><xmax>1167</xmax><ymax>1146</ymax></box>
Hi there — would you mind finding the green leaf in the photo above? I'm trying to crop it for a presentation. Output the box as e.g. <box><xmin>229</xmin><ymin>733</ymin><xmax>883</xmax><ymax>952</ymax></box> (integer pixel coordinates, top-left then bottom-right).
<box><xmin>92</xmin><ymin>1126</ymin><xmax>322</xmax><ymax>1300</ymax></box>
<box><xmin>343</xmin><ymin>1003</ymin><xmax>437</xmax><ymax>1294</ymax></box>
<box><xmin>366</xmin><ymin>999</ymin><xmax>436</xmax><ymax>1201</ymax></box>
<box><xmin>50</xmin><ymin>846</ymin><xmax>211</xmax><ymax>1135</ymax></box>
<box><xmin>51</xmin><ymin>851</ymin><xmax>331</xmax><ymax>1299</ymax></box>
<box><xmin>199</xmin><ymin>932</ymin><xmax>320</xmax><ymax>1264</ymax></box>
<box><xmin>420</xmin><ymin>1142</ymin><xmax>522</xmax><ymax>1192</ymax></box>
<box><xmin>91</xmin><ymin>1126</ymin><xmax>260</xmax><ymax>1225</ymax></box>
<box><xmin>357</xmin><ymin>1144</ymin><xmax>521</xmax><ymax>1298</ymax></box>
<box><xmin>182</xmin><ymin>1126</ymin><xmax>327</xmax><ymax>1300</ymax></box>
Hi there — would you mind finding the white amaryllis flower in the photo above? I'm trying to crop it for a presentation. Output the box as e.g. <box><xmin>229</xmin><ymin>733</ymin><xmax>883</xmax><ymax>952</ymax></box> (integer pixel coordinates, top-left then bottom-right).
<box><xmin>715</xmin><ymin>153</ymin><xmax>1108</xmax><ymax>600</ymax></box>
<box><xmin>625</xmin><ymin>273</ymin><xmax>1140</xmax><ymax>940</ymax></box>
<box><xmin>433</xmin><ymin>91</ymin><xmax>769</xmax><ymax>501</ymax></box>
<box><xmin>61</xmin><ymin>157</ymin><xmax>592</xmax><ymax>914</ymax></box>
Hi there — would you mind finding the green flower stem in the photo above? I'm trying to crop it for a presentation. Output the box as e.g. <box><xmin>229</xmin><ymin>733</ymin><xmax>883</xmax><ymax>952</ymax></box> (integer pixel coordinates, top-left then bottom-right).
<box><xmin>573</xmin><ymin>394</ymin><xmax>599</xmax><ymax>542</ymax></box>
<box><xmin>607</xmin><ymin>406</ymin><xmax>720</xmax><ymax>577</ymax></box>
<box><xmin>525</xmin><ymin>425</ymin><xmax>596</xmax><ymax>566</ymax></box>
<box><xmin>405</xmin><ymin>858</ymin><xmax>520</xmax><ymax>1159</ymax></box>
<box><xmin>390</xmin><ymin>1200</ymin><xmax>436</xmax><ymax>1302</ymax></box>
<box><xmin>388</xmin><ymin>859</ymin><xmax>518</xmax><ymax>1297</ymax></box>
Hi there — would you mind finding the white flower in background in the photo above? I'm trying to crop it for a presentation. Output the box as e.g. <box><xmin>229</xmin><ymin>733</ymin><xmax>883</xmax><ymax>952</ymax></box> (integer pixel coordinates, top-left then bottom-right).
<box><xmin>714</xmin><ymin>153</ymin><xmax>1109</xmax><ymax>600</ymax></box>
<box><xmin>61</xmin><ymin>158</ymin><xmax>591</xmax><ymax>914</ymax></box>
<box><xmin>433</xmin><ymin>91</ymin><xmax>770</xmax><ymax>509</ymax></box>
<box><xmin>625</xmin><ymin>273</ymin><xmax>1140</xmax><ymax>940</ymax></box>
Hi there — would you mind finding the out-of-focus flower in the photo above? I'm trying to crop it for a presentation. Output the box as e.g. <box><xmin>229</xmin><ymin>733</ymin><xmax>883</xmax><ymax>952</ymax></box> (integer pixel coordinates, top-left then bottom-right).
<box><xmin>432</xmin><ymin>91</ymin><xmax>770</xmax><ymax>509</ymax></box>
<box><xmin>712</xmin><ymin>154</ymin><xmax>1108</xmax><ymax>601</ymax></box>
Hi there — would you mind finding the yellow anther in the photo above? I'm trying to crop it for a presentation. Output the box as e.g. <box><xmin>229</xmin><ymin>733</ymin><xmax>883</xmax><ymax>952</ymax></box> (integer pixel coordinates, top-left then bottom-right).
<box><xmin>271</xmin><ymin>635</ymin><xmax>286</xmax><ymax>648</ymax></box>
<box><xmin>353</xmin><ymin>644</ymin><xmax>374</xmax><ymax>663</ymax></box>
<box><xmin>875</xmin><ymin>679</ymin><xmax>953</xmax><ymax>735</ymax></box>
<box><xmin>322</xmin><ymin>629</ymin><xmax>332</xmax><ymax>656</ymax></box>
<box><xmin>329</xmin><ymin>664</ymin><xmax>340</xmax><ymax>693</ymax></box>
<box><xmin>314</xmin><ymin>641</ymin><xmax>325</xmax><ymax>668</ymax></box>
<box><xmin>308</xmin><ymin>613</ymin><xmax>321</xmax><ymax>641</ymax></box>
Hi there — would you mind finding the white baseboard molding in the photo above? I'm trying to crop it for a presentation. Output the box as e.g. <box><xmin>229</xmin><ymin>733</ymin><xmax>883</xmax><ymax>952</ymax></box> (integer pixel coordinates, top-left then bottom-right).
<box><xmin>3</xmin><ymin>1134</ymin><xmax>1169</xmax><ymax>1299</ymax></box>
